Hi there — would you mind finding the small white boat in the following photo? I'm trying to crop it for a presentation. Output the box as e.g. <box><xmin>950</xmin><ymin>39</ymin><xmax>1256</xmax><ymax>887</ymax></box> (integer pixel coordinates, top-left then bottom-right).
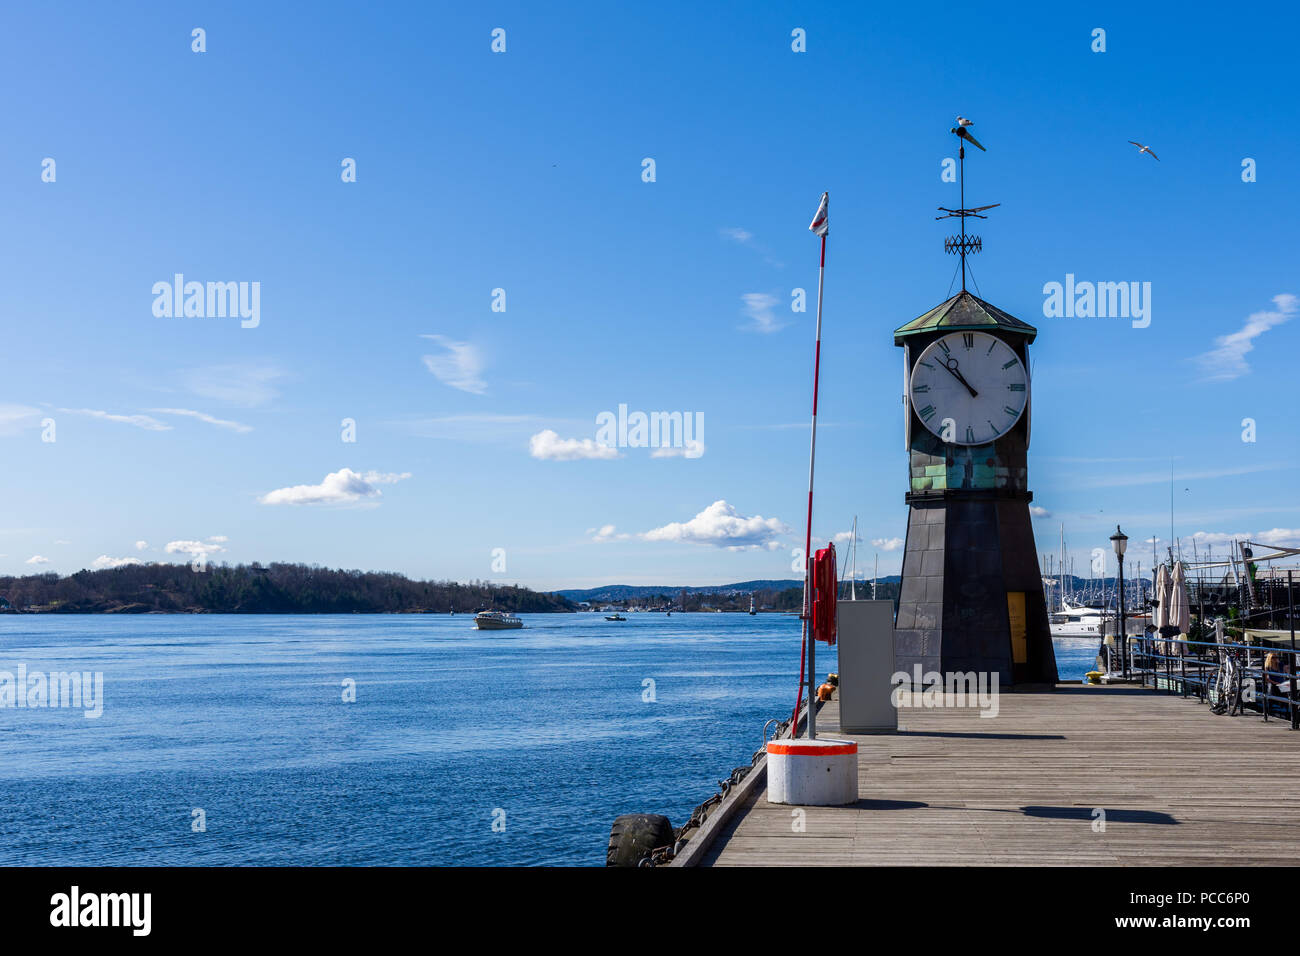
<box><xmin>474</xmin><ymin>610</ymin><xmax>523</xmax><ymax>630</ymax></box>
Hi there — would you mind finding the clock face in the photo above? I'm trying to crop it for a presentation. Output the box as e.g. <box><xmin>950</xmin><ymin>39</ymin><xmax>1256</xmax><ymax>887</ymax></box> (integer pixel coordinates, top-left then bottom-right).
<box><xmin>909</xmin><ymin>331</ymin><xmax>1028</xmax><ymax>445</ymax></box>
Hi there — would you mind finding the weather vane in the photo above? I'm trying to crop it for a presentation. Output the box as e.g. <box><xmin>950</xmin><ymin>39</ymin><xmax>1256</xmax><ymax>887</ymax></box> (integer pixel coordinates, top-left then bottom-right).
<box><xmin>937</xmin><ymin>116</ymin><xmax>999</xmax><ymax>292</ymax></box>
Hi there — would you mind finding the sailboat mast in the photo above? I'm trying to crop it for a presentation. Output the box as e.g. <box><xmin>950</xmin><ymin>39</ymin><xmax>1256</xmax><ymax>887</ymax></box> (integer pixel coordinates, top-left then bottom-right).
<box><xmin>849</xmin><ymin>515</ymin><xmax>858</xmax><ymax>601</ymax></box>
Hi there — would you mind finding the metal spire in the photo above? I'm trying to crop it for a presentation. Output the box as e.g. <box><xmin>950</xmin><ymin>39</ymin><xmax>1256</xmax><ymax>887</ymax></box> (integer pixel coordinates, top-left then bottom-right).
<box><xmin>938</xmin><ymin>119</ymin><xmax>999</xmax><ymax>292</ymax></box>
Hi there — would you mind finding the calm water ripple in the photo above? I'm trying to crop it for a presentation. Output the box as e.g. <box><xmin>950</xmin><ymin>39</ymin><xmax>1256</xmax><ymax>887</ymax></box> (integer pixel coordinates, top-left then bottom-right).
<box><xmin>0</xmin><ymin>613</ymin><xmax>1094</xmax><ymax>866</ymax></box>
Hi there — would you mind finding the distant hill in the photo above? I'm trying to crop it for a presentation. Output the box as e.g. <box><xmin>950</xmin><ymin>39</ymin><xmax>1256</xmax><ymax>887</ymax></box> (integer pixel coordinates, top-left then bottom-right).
<box><xmin>0</xmin><ymin>563</ymin><xmax>576</xmax><ymax>614</ymax></box>
<box><xmin>559</xmin><ymin>577</ymin><xmax>901</xmax><ymax>603</ymax></box>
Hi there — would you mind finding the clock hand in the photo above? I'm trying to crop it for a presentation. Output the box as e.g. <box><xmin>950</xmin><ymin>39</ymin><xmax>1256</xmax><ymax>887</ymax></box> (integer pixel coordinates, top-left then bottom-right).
<box><xmin>942</xmin><ymin>357</ymin><xmax>979</xmax><ymax>397</ymax></box>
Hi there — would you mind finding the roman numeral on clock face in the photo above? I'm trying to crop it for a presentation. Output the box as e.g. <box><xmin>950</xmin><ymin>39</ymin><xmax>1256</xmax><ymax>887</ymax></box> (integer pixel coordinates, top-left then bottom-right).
<box><xmin>965</xmin><ymin>425</ymin><xmax>975</xmax><ymax>442</ymax></box>
<box><xmin>962</xmin><ymin>333</ymin><xmax>974</xmax><ymax>350</ymax></box>
<box><xmin>918</xmin><ymin>404</ymin><xmax>936</xmax><ymax>420</ymax></box>
<box><xmin>1008</xmin><ymin>383</ymin><xmax>1025</xmax><ymax>391</ymax></box>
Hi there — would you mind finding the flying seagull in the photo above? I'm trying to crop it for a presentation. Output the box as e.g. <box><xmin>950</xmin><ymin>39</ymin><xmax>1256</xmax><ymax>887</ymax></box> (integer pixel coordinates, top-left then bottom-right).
<box><xmin>951</xmin><ymin>125</ymin><xmax>985</xmax><ymax>151</ymax></box>
<box><xmin>956</xmin><ymin>116</ymin><xmax>973</xmax><ymax>127</ymax></box>
<box><xmin>1128</xmin><ymin>140</ymin><xmax>1159</xmax><ymax>161</ymax></box>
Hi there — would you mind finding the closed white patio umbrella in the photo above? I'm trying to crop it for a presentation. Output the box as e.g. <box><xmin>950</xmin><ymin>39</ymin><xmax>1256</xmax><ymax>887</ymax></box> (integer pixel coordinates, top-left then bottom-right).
<box><xmin>1170</xmin><ymin>561</ymin><xmax>1192</xmax><ymax>652</ymax></box>
<box><xmin>1154</xmin><ymin>563</ymin><xmax>1171</xmax><ymax>655</ymax></box>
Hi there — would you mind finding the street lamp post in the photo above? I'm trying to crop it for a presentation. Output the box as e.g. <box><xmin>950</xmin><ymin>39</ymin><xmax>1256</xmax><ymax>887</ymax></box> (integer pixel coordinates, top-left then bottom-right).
<box><xmin>1110</xmin><ymin>525</ymin><xmax>1129</xmax><ymax>679</ymax></box>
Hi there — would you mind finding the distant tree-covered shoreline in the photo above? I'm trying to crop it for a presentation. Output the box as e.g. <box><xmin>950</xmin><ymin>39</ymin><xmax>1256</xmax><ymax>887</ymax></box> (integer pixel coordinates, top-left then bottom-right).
<box><xmin>0</xmin><ymin>563</ymin><xmax>576</xmax><ymax>614</ymax></box>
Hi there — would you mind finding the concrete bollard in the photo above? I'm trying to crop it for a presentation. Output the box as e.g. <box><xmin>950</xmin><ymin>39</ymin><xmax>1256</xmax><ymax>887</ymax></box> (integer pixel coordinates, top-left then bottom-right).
<box><xmin>765</xmin><ymin>738</ymin><xmax>858</xmax><ymax>806</ymax></box>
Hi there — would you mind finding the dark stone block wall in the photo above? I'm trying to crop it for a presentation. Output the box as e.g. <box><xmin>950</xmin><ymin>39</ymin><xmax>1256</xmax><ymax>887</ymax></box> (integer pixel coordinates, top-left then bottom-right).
<box><xmin>895</xmin><ymin>494</ymin><xmax>1058</xmax><ymax>686</ymax></box>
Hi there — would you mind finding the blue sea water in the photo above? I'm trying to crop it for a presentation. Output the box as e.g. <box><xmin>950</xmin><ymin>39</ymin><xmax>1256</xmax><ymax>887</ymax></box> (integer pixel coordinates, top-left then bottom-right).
<box><xmin>0</xmin><ymin>614</ymin><xmax>1093</xmax><ymax>866</ymax></box>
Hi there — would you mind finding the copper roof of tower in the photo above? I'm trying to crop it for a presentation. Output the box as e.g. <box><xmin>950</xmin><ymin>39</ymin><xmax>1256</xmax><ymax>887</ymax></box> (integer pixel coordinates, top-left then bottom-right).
<box><xmin>893</xmin><ymin>290</ymin><xmax>1038</xmax><ymax>345</ymax></box>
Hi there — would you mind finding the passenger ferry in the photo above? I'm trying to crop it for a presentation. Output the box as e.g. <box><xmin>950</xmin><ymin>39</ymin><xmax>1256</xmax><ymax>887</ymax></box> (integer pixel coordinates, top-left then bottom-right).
<box><xmin>474</xmin><ymin>610</ymin><xmax>523</xmax><ymax>630</ymax></box>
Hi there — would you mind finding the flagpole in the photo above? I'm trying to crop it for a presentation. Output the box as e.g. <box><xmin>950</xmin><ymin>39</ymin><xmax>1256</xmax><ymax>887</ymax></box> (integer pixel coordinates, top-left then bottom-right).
<box><xmin>798</xmin><ymin>199</ymin><xmax>828</xmax><ymax>741</ymax></box>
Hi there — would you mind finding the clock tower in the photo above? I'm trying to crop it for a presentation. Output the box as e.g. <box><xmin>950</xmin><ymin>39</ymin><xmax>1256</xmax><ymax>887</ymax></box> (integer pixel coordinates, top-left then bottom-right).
<box><xmin>891</xmin><ymin>125</ymin><xmax>1057</xmax><ymax>687</ymax></box>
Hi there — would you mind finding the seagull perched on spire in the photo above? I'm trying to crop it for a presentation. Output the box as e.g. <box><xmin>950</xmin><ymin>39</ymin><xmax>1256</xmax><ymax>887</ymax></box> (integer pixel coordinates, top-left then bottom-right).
<box><xmin>951</xmin><ymin>124</ymin><xmax>985</xmax><ymax>151</ymax></box>
<box><xmin>956</xmin><ymin>116</ymin><xmax>973</xmax><ymax>127</ymax></box>
<box><xmin>1128</xmin><ymin>140</ymin><xmax>1159</xmax><ymax>161</ymax></box>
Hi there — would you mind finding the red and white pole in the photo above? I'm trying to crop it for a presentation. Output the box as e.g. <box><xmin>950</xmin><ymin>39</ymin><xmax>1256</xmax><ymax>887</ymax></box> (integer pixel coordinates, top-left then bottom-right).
<box><xmin>794</xmin><ymin>200</ymin><xmax>827</xmax><ymax>741</ymax></box>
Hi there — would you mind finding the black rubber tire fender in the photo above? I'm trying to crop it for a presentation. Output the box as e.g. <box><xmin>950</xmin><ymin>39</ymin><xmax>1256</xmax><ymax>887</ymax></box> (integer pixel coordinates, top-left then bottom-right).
<box><xmin>606</xmin><ymin>813</ymin><xmax>674</xmax><ymax>867</ymax></box>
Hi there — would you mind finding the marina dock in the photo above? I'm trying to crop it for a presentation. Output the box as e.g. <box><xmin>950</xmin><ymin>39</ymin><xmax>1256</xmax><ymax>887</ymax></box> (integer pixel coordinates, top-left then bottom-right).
<box><xmin>690</xmin><ymin>686</ymin><xmax>1300</xmax><ymax>866</ymax></box>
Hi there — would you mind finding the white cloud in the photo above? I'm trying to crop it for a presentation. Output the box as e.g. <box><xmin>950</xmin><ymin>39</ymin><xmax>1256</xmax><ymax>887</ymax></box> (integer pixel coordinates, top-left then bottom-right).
<box><xmin>0</xmin><ymin>405</ymin><xmax>43</xmax><ymax>436</ymax></box>
<box><xmin>740</xmin><ymin>293</ymin><xmax>784</xmax><ymax>334</ymax></box>
<box><xmin>149</xmin><ymin>408</ymin><xmax>253</xmax><ymax>433</ymax></box>
<box><xmin>529</xmin><ymin>429</ymin><xmax>619</xmax><ymax>461</ymax></box>
<box><xmin>871</xmin><ymin>537</ymin><xmax>905</xmax><ymax>552</ymax></box>
<box><xmin>834</xmin><ymin>529</ymin><xmax>862</xmax><ymax>545</ymax></box>
<box><xmin>1253</xmin><ymin>528</ymin><xmax>1300</xmax><ymax>547</ymax></box>
<box><xmin>1184</xmin><ymin>528</ymin><xmax>1300</xmax><ymax>550</ymax></box>
<box><xmin>92</xmin><ymin>555</ymin><xmax>144</xmax><ymax>569</ymax></box>
<box><xmin>650</xmin><ymin>440</ymin><xmax>705</xmax><ymax>459</ymax></box>
<box><xmin>1030</xmin><ymin>505</ymin><xmax>1051</xmax><ymax>518</ymax></box>
<box><xmin>258</xmin><ymin>468</ymin><xmax>411</xmax><ymax>506</ymax></box>
<box><xmin>421</xmin><ymin>335</ymin><xmax>487</xmax><ymax>394</ymax></box>
<box><xmin>207</xmin><ymin>535</ymin><xmax>228</xmax><ymax>543</ymax></box>
<box><xmin>720</xmin><ymin>227</ymin><xmax>753</xmax><ymax>243</ymax></box>
<box><xmin>59</xmin><ymin>408</ymin><xmax>171</xmax><ymax>431</ymax></box>
<box><xmin>590</xmin><ymin>524</ymin><xmax>630</xmax><ymax>542</ymax></box>
<box><xmin>134</xmin><ymin>540</ymin><xmax>149</xmax><ymax>551</ymax></box>
<box><xmin>1195</xmin><ymin>293</ymin><xmax>1298</xmax><ymax>382</ymax></box>
<box><xmin>25</xmin><ymin>555</ymin><xmax>49</xmax><ymax>565</ymax></box>
<box><xmin>184</xmin><ymin>362</ymin><xmax>285</xmax><ymax>407</ymax></box>
<box><xmin>643</xmin><ymin>500</ymin><xmax>790</xmax><ymax>551</ymax></box>
<box><xmin>165</xmin><ymin>539</ymin><xmax>229</xmax><ymax>556</ymax></box>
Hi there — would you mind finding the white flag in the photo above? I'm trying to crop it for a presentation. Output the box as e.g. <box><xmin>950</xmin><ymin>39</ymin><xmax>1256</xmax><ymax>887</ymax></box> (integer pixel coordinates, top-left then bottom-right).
<box><xmin>808</xmin><ymin>192</ymin><xmax>828</xmax><ymax>236</ymax></box>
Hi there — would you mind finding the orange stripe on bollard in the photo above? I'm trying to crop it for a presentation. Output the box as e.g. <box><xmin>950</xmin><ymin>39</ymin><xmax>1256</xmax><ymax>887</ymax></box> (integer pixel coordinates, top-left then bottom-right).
<box><xmin>765</xmin><ymin>741</ymin><xmax>857</xmax><ymax>757</ymax></box>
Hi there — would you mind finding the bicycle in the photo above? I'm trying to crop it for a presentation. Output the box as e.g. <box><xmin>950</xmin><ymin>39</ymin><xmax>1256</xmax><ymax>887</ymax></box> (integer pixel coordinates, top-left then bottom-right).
<box><xmin>1208</xmin><ymin>644</ymin><xmax>1246</xmax><ymax>716</ymax></box>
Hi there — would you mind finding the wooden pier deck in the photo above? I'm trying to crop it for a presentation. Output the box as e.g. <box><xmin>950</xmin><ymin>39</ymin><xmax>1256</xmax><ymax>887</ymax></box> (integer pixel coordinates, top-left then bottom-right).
<box><xmin>699</xmin><ymin>685</ymin><xmax>1300</xmax><ymax>866</ymax></box>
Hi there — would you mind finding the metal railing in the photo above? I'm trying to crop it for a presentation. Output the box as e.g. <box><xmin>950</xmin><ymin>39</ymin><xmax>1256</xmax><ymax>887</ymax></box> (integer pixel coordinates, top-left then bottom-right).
<box><xmin>1123</xmin><ymin>634</ymin><xmax>1300</xmax><ymax>730</ymax></box>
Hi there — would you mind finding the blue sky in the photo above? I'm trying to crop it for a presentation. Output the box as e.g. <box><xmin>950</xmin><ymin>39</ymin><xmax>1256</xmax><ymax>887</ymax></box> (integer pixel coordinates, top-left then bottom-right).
<box><xmin>1</xmin><ymin>2</ymin><xmax>1296</xmax><ymax>589</ymax></box>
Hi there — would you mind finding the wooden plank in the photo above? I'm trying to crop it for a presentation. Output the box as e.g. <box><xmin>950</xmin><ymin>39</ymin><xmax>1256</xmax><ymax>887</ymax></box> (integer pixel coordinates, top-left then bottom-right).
<box><xmin>702</xmin><ymin>685</ymin><xmax>1300</xmax><ymax>866</ymax></box>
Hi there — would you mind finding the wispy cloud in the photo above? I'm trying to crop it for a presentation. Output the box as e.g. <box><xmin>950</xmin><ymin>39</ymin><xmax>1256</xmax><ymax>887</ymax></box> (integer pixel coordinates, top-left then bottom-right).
<box><xmin>528</xmin><ymin>429</ymin><xmax>619</xmax><ymax>461</ymax></box>
<box><xmin>59</xmin><ymin>408</ymin><xmax>171</xmax><ymax>431</ymax></box>
<box><xmin>1030</xmin><ymin>505</ymin><xmax>1051</xmax><ymax>518</ymax></box>
<box><xmin>25</xmin><ymin>555</ymin><xmax>49</xmax><ymax>565</ymax></box>
<box><xmin>1070</xmin><ymin>463</ymin><xmax>1288</xmax><ymax>490</ymax></box>
<box><xmin>183</xmin><ymin>362</ymin><xmax>285</xmax><ymax>407</ymax></box>
<box><xmin>0</xmin><ymin>404</ymin><xmax>43</xmax><ymax>436</ymax></box>
<box><xmin>720</xmin><ymin>227</ymin><xmax>783</xmax><ymax>267</ymax></box>
<box><xmin>149</xmin><ymin>408</ymin><xmax>252</xmax><ymax>433</ymax></box>
<box><xmin>740</xmin><ymin>293</ymin><xmax>784</xmax><ymax>334</ymax></box>
<box><xmin>259</xmin><ymin>468</ymin><xmax>411</xmax><ymax>506</ymax></box>
<box><xmin>650</xmin><ymin>441</ymin><xmax>705</xmax><ymax>459</ymax></box>
<box><xmin>421</xmin><ymin>335</ymin><xmax>487</xmax><ymax>394</ymax></box>
<box><xmin>870</xmin><ymin>537</ymin><xmax>904</xmax><ymax>552</ymax></box>
<box><xmin>1195</xmin><ymin>293</ymin><xmax>1297</xmax><ymax>382</ymax></box>
<box><xmin>643</xmin><ymin>500</ymin><xmax>789</xmax><ymax>551</ymax></box>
